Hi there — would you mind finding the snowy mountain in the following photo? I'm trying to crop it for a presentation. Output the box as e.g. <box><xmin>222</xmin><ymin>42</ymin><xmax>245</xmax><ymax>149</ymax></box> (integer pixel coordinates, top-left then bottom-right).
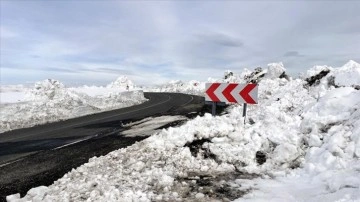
<box><xmin>7</xmin><ymin>60</ymin><xmax>360</xmax><ymax>201</ymax></box>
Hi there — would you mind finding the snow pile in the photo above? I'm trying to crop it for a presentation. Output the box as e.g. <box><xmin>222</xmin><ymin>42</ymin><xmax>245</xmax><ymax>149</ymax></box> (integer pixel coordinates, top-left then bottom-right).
<box><xmin>0</xmin><ymin>79</ymin><xmax>147</xmax><ymax>133</ymax></box>
<box><xmin>146</xmin><ymin>63</ymin><xmax>287</xmax><ymax>96</ymax></box>
<box><xmin>107</xmin><ymin>76</ymin><xmax>135</xmax><ymax>90</ymax></box>
<box><xmin>7</xmin><ymin>60</ymin><xmax>360</xmax><ymax>201</ymax></box>
<box><xmin>211</xmin><ymin>63</ymin><xmax>288</xmax><ymax>88</ymax></box>
<box><xmin>332</xmin><ymin>60</ymin><xmax>360</xmax><ymax>87</ymax></box>
<box><xmin>238</xmin><ymin>87</ymin><xmax>360</xmax><ymax>201</ymax></box>
<box><xmin>149</xmin><ymin>80</ymin><xmax>205</xmax><ymax>95</ymax></box>
<box><xmin>69</xmin><ymin>86</ymin><xmax>122</xmax><ymax>97</ymax></box>
<box><xmin>27</xmin><ymin>79</ymin><xmax>67</xmax><ymax>101</ymax></box>
<box><xmin>304</xmin><ymin>61</ymin><xmax>360</xmax><ymax>99</ymax></box>
<box><xmin>264</xmin><ymin>62</ymin><xmax>286</xmax><ymax>79</ymax></box>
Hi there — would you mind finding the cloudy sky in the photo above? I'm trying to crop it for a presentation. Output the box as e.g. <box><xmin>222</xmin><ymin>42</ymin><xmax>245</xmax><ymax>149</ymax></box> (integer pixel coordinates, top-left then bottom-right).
<box><xmin>1</xmin><ymin>1</ymin><xmax>359</xmax><ymax>86</ymax></box>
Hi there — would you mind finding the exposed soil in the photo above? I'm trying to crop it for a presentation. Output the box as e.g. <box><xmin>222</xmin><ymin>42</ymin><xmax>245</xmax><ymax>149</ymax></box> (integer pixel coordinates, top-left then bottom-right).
<box><xmin>176</xmin><ymin>171</ymin><xmax>258</xmax><ymax>201</ymax></box>
<box><xmin>180</xmin><ymin>139</ymin><xmax>259</xmax><ymax>201</ymax></box>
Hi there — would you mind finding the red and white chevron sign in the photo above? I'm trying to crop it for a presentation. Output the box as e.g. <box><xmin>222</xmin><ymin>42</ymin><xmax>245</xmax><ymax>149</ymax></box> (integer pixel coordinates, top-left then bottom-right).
<box><xmin>205</xmin><ymin>83</ymin><xmax>258</xmax><ymax>104</ymax></box>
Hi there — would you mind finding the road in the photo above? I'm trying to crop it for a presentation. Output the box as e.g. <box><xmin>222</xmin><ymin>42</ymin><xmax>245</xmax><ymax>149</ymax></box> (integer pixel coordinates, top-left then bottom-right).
<box><xmin>0</xmin><ymin>92</ymin><xmax>205</xmax><ymax>198</ymax></box>
<box><xmin>0</xmin><ymin>92</ymin><xmax>203</xmax><ymax>165</ymax></box>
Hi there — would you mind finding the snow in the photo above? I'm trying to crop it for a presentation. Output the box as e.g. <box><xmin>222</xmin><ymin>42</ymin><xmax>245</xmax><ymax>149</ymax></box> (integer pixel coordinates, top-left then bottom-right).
<box><xmin>265</xmin><ymin>62</ymin><xmax>286</xmax><ymax>79</ymax></box>
<box><xmin>305</xmin><ymin>65</ymin><xmax>333</xmax><ymax>78</ymax></box>
<box><xmin>122</xmin><ymin>116</ymin><xmax>188</xmax><ymax>137</ymax></box>
<box><xmin>107</xmin><ymin>76</ymin><xmax>136</xmax><ymax>89</ymax></box>
<box><xmin>70</xmin><ymin>86</ymin><xmax>127</xmax><ymax>97</ymax></box>
<box><xmin>6</xmin><ymin>60</ymin><xmax>360</xmax><ymax>202</ymax></box>
<box><xmin>0</xmin><ymin>92</ymin><xmax>27</xmax><ymax>104</ymax></box>
<box><xmin>0</xmin><ymin>85</ymin><xmax>29</xmax><ymax>93</ymax></box>
<box><xmin>333</xmin><ymin>60</ymin><xmax>360</xmax><ymax>87</ymax></box>
<box><xmin>235</xmin><ymin>174</ymin><xmax>360</xmax><ymax>202</ymax></box>
<box><xmin>147</xmin><ymin>80</ymin><xmax>205</xmax><ymax>96</ymax></box>
<box><xmin>0</xmin><ymin>85</ymin><xmax>29</xmax><ymax>104</ymax></box>
<box><xmin>0</xmin><ymin>77</ymin><xmax>147</xmax><ymax>133</ymax></box>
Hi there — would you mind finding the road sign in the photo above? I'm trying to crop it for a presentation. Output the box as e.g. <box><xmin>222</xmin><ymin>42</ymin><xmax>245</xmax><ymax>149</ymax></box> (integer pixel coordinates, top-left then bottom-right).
<box><xmin>205</xmin><ymin>83</ymin><xmax>258</xmax><ymax>104</ymax></box>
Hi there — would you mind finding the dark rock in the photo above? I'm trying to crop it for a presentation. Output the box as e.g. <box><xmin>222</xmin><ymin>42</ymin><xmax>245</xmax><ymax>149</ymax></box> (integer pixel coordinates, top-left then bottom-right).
<box><xmin>255</xmin><ymin>151</ymin><xmax>266</xmax><ymax>165</ymax></box>
<box><xmin>279</xmin><ymin>72</ymin><xmax>290</xmax><ymax>81</ymax></box>
<box><xmin>320</xmin><ymin>122</ymin><xmax>338</xmax><ymax>133</ymax></box>
<box><xmin>224</xmin><ymin>71</ymin><xmax>234</xmax><ymax>80</ymax></box>
<box><xmin>327</xmin><ymin>76</ymin><xmax>340</xmax><ymax>88</ymax></box>
<box><xmin>249</xmin><ymin>118</ymin><xmax>255</xmax><ymax>125</ymax></box>
<box><xmin>244</xmin><ymin>67</ymin><xmax>266</xmax><ymax>84</ymax></box>
<box><xmin>305</xmin><ymin>69</ymin><xmax>330</xmax><ymax>87</ymax></box>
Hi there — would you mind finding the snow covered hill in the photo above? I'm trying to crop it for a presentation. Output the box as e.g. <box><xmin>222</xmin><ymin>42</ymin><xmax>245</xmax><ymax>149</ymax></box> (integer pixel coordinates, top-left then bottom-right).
<box><xmin>0</xmin><ymin>77</ymin><xmax>147</xmax><ymax>133</ymax></box>
<box><xmin>6</xmin><ymin>60</ymin><xmax>360</xmax><ymax>201</ymax></box>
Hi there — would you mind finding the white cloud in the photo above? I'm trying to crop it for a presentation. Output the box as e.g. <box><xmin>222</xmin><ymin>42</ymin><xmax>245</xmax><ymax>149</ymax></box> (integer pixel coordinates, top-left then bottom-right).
<box><xmin>1</xmin><ymin>1</ymin><xmax>359</xmax><ymax>85</ymax></box>
<box><xmin>0</xmin><ymin>26</ymin><xmax>18</xmax><ymax>38</ymax></box>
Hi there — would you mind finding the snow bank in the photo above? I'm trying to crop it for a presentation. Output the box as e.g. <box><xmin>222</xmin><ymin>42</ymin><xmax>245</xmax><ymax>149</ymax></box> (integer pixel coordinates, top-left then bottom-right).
<box><xmin>0</xmin><ymin>78</ymin><xmax>147</xmax><ymax>133</ymax></box>
<box><xmin>333</xmin><ymin>60</ymin><xmax>360</xmax><ymax>87</ymax></box>
<box><xmin>7</xmin><ymin>60</ymin><xmax>360</xmax><ymax>201</ymax></box>
<box><xmin>148</xmin><ymin>62</ymin><xmax>288</xmax><ymax>96</ymax></box>
<box><xmin>265</xmin><ymin>62</ymin><xmax>286</xmax><ymax>79</ymax></box>
<box><xmin>107</xmin><ymin>76</ymin><xmax>135</xmax><ymax>90</ymax></box>
<box><xmin>147</xmin><ymin>80</ymin><xmax>205</xmax><ymax>95</ymax></box>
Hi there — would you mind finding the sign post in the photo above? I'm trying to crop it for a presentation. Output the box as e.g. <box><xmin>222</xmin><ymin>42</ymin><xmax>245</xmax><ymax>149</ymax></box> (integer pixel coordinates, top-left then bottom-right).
<box><xmin>212</xmin><ymin>102</ymin><xmax>216</xmax><ymax>116</ymax></box>
<box><xmin>243</xmin><ymin>103</ymin><xmax>247</xmax><ymax>124</ymax></box>
<box><xmin>205</xmin><ymin>83</ymin><xmax>258</xmax><ymax>121</ymax></box>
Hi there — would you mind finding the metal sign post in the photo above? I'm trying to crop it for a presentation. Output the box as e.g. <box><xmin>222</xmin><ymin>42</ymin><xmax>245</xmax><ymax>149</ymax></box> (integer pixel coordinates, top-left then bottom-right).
<box><xmin>243</xmin><ymin>103</ymin><xmax>247</xmax><ymax>124</ymax></box>
<box><xmin>212</xmin><ymin>102</ymin><xmax>216</xmax><ymax>116</ymax></box>
<box><xmin>205</xmin><ymin>101</ymin><xmax>226</xmax><ymax>116</ymax></box>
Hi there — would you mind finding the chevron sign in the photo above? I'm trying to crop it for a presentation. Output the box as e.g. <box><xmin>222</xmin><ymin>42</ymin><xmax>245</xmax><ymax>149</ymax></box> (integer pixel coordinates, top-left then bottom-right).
<box><xmin>205</xmin><ymin>83</ymin><xmax>258</xmax><ymax>104</ymax></box>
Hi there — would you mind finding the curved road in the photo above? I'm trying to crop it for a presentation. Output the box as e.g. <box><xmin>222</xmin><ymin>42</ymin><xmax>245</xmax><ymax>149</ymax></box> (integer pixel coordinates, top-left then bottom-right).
<box><xmin>0</xmin><ymin>92</ymin><xmax>205</xmax><ymax>198</ymax></box>
<box><xmin>0</xmin><ymin>92</ymin><xmax>204</xmax><ymax>165</ymax></box>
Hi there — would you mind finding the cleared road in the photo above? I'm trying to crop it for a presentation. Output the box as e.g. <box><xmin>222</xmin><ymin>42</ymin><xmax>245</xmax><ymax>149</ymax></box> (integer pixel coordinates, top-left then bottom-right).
<box><xmin>0</xmin><ymin>92</ymin><xmax>203</xmax><ymax>165</ymax></box>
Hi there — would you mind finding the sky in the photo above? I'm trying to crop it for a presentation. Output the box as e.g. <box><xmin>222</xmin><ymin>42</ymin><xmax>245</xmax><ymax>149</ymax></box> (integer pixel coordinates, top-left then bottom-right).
<box><xmin>1</xmin><ymin>1</ymin><xmax>359</xmax><ymax>86</ymax></box>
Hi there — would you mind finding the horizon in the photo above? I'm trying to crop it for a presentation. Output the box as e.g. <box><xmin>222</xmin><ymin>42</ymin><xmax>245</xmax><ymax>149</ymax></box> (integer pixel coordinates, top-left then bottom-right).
<box><xmin>1</xmin><ymin>1</ymin><xmax>359</xmax><ymax>86</ymax></box>
<box><xmin>1</xmin><ymin>59</ymin><xmax>358</xmax><ymax>88</ymax></box>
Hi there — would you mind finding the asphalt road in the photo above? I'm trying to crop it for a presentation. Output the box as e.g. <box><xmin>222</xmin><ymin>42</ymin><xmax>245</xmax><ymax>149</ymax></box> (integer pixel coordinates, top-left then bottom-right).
<box><xmin>0</xmin><ymin>92</ymin><xmax>203</xmax><ymax>165</ymax></box>
<box><xmin>0</xmin><ymin>92</ymin><xmax>205</xmax><ymax>199</ymax></box>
